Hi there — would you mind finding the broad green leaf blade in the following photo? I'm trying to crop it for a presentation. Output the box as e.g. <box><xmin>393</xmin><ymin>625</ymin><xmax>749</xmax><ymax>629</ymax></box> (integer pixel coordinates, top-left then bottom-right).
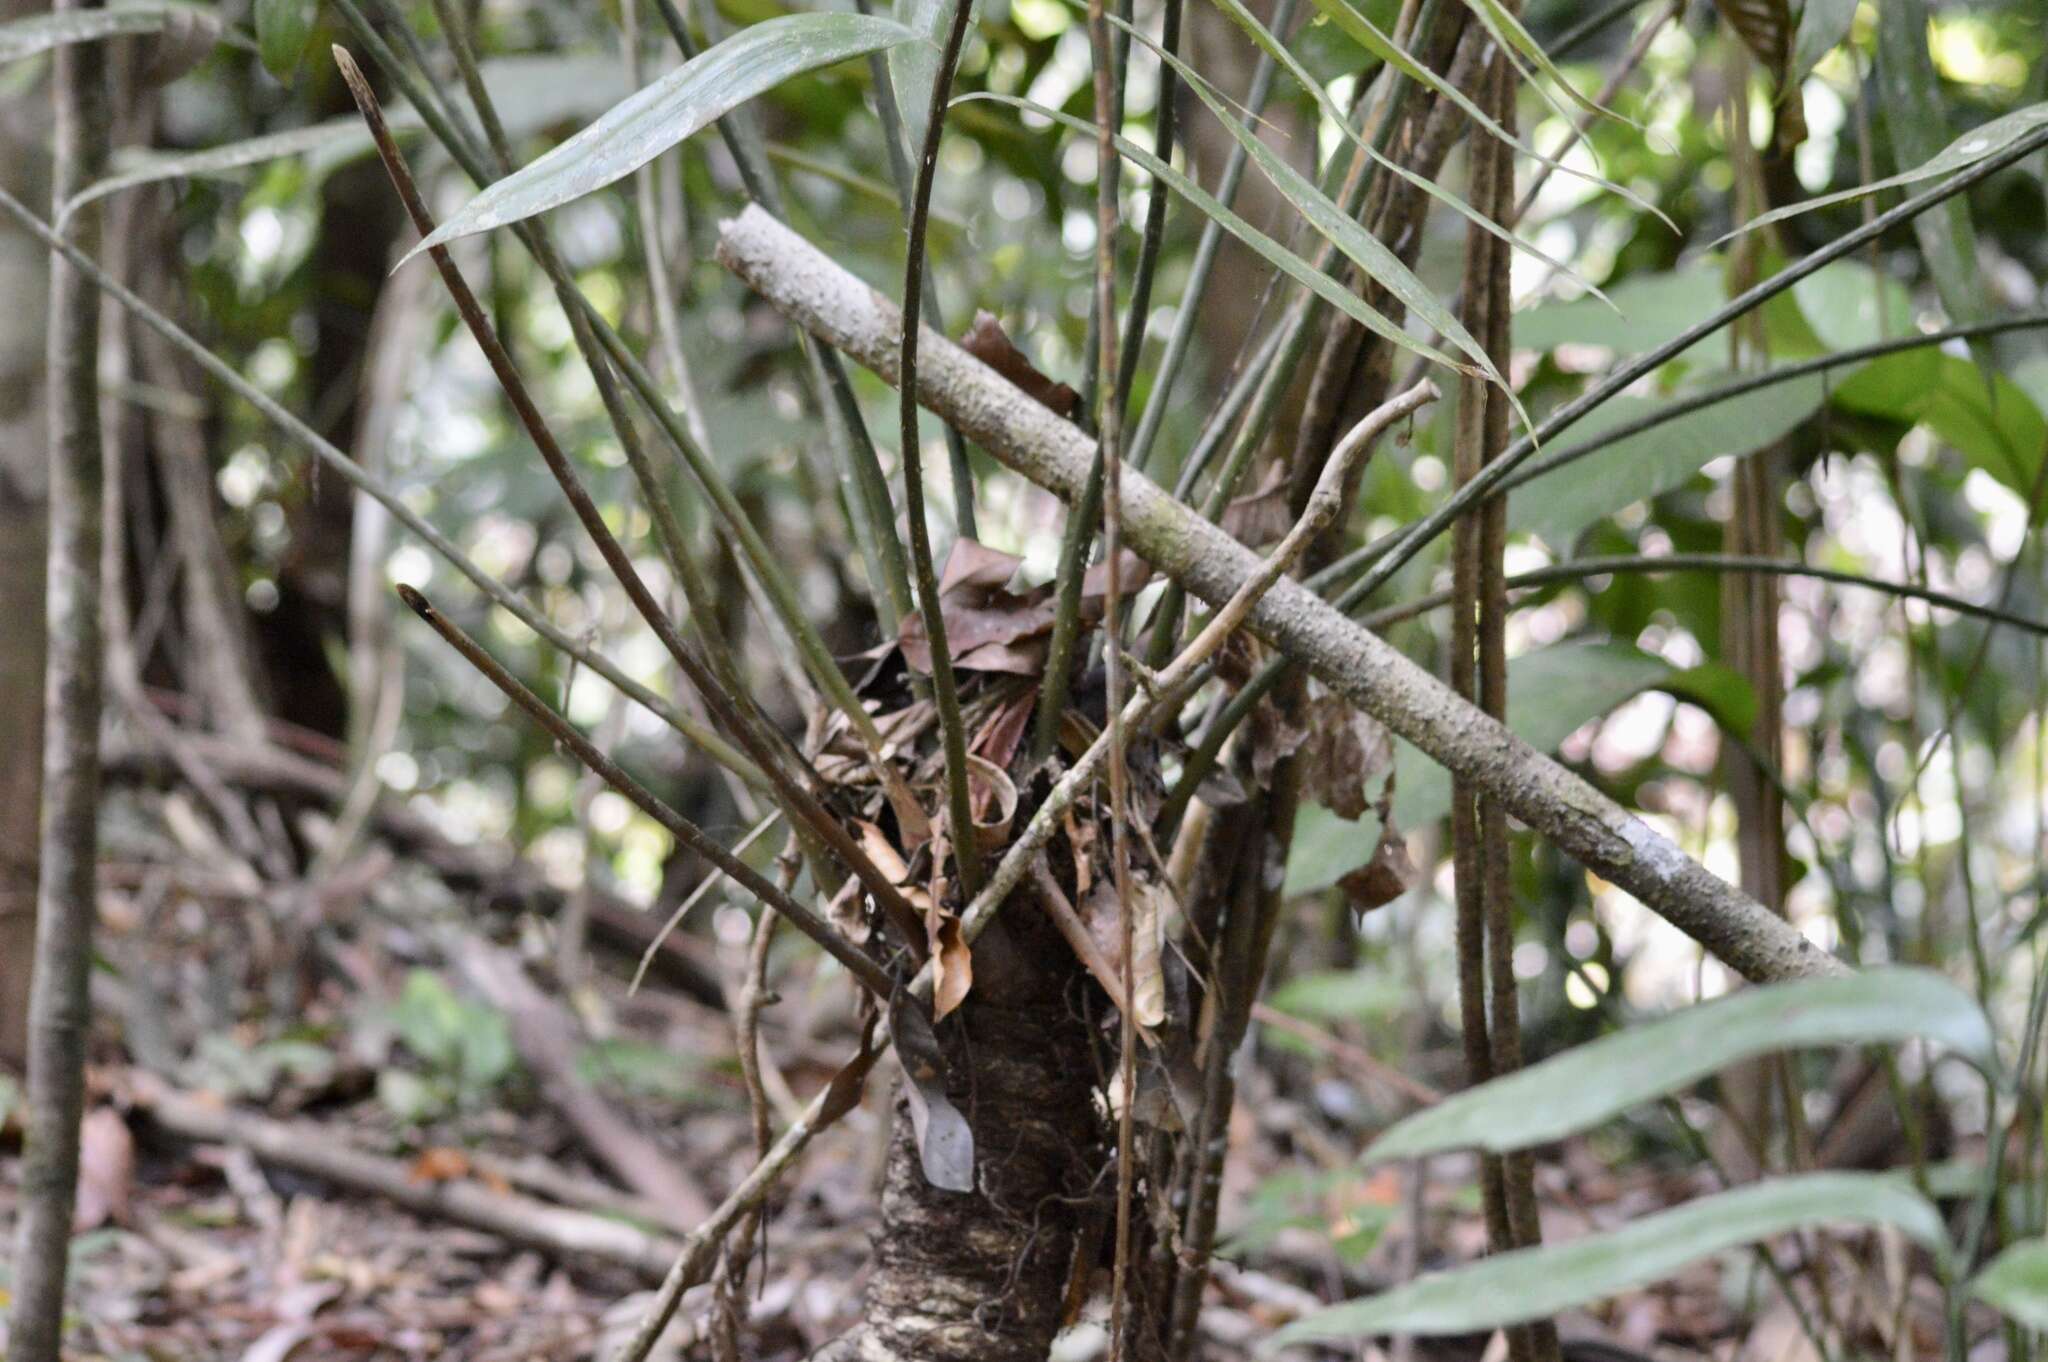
<box><xmin>1264</xmin><ymin>1174</ymin><xmax>1948</xmax><ymax>1346</ymax></box>
<box><xmin>1877</xmin><ymin>0</ymin><xmax>1988</xmax><ymax>338</ymax></box>
<box><xmin>1834</xmin><ymin>352</ymin><xmax>2048</xmax><ymax>503</ymax></box>
<box><xmin>1224</xmin><ymin>0</ymin><xmax>1670</xmax><ymax>235</ymax></box>
<box><xmin>1510</xmin><ymin>373</ymin><xmax>1826</xmax><ymax>545</ymax></box>
<box><xmin>1113</xmin><ymin>17</ymin><xmax>1510</xmax><ymax>401</ymax></box>
<box><xmin>1973</xmin><ymin>1240</ymin><xmax>2048</xmax><ymax>1329</ymax></box>
<box><xmin>1715</xmin><ymin>102</ymin><xmax>2048</xmax><ymax>244</ymax></box>
<box><xmin>1789</xmin><ymin>0</ymin><xmax>1857</xmax><ymax>86</ymax></box>
<box><xmin>1284</xmin><ymin>805</ymin><xmax>1386</xmax><ymax>897</ymax></box>
<box><xmin>255</xmin><ymin>0</ymin><xmax>314</xmax><ymax>80</ymax></box>
<box><xmin>1363</xmin><ymin>968</ymin><xmax>1995</xmax><ymax>1166</ymax></box>
<box><xmin>1513</xmin><ymin>267</ymin><xmax>1726</xmax><ymax>364</ymax></box>
<box><xmin>967</xmin><ymin>93</ymin><xmax>1475</xmax><ymax>378</ymax></box>
<box><xmin>408</xmin><ymin>13</ymin><xmax>918</xmax><ymax>258</ymax></box>
<box><xmin>0</xmin><ymin>0</ymin><xmax>194</xmax><ymax>63</ymax></box>
<box><xmin>1391</xmin><ymin>642</ymin><xmax>1680</xmax><ymax>829</ymax></box>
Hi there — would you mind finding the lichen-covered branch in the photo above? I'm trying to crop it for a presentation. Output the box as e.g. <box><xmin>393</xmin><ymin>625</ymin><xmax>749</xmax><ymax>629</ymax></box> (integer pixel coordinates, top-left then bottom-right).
<box><xmin>715</xmin><ymin>204</ymin><xmax>1845</xmax><ymax>986</ymax></box>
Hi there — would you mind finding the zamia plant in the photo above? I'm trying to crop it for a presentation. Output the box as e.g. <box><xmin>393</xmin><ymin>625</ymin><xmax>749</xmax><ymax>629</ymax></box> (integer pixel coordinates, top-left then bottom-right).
<box><xmin>8</xmin><ymin>0</ymin><xmax>2048</xmax><ymax>1359</ymax></box>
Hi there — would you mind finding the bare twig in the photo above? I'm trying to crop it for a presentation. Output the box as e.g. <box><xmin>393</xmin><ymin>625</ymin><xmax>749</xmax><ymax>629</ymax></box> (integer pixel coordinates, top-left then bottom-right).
<box><xmin>135</xmin><ymin>1078</ymin><xmax>681</xmax><ymax>1279</ymax></box>
<box><xmin>612</xmin><ymin>1037</ymin><xmax>885</xmax><ymax>1362</ymax></box>
<box><xmin>447</xmin><ymin>935</ymin><xmax>715</xmax><ymax>1224</ymax></box>
<box><xmin>1249</xmin><ymin>1003</ymin><xmax>1444</xmax><ymax>1109</ymax></box>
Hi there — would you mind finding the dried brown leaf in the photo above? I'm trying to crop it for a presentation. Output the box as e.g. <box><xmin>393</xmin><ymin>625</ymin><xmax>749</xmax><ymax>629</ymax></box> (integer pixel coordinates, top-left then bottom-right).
<box><xmin>929</xmin><ymin>912</ymin><xmax>974</xmax><ymax>1021</ymax></box>
<box><xmin>73</xmin><ymin>1106</ymin><xmax>134</xmax><ymax>1231</ymax></box>
<box><xmin>959</xmin><ymin>311</ymin><xmax>1081</xmax><ymax>420</ymax></box>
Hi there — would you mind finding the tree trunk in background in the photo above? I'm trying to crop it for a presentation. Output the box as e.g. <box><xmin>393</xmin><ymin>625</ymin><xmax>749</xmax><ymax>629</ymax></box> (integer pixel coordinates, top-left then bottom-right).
<box><xmin>10</xmin><ymin>3</ymin><xmax>108</xmax><ymax>1354</ymax></box>
<box><xmin>0</xmin><ymin>0</ymin><xmax>55</xmax><ymax>1072</ymax></box>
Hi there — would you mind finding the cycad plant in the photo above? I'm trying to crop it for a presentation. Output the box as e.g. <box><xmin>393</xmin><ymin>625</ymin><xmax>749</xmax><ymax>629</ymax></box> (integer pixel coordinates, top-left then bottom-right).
<box><xmin>9</xmin><ymin>0</ymin><xmax>2048</xmax><ymax>1359</ymax></box>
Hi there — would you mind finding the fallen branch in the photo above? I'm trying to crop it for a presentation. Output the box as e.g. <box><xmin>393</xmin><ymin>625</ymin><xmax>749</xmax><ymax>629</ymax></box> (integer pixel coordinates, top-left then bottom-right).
<box><xmin>132</xmin><ymin>1076</ymin><xmax>680</xmax><ymax>1281</ymax></box>
<box><xmin>445</xmin><ymin>935</ymin><xmax>714</xmax><ymax>1225</ymax></box>
<box><xmin>715</xmin><ymin>205</ymin><xmax>1842</xmax><ymax>985</ymax></box>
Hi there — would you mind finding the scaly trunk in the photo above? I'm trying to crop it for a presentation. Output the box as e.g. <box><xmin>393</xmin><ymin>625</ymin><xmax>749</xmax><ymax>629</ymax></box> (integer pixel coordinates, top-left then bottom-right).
<box><xmin>835</xmin><ymin>917</ymin><xmax>1103</xmax><ymax>1362</ymax></box>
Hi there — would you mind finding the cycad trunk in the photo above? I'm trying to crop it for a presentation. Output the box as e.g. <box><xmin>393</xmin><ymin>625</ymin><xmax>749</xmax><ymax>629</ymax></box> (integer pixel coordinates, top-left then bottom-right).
<box><xmin>833</xmin><ymin>915</ymin><xmax>1104</xmax><ymax>1362</ymax></box>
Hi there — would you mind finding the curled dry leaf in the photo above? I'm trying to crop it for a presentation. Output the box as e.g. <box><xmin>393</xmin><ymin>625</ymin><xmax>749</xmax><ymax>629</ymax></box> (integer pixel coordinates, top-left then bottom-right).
<box><xmin>899</xmin><ymin>539</ymin><xmax>1152</xmax><ymax>677</ymax></box>
<box><xmin>958</xmin><ymin>310</ymin><xmax>1081</xmax><ymax>420</ymax></box>
<box><xmin>1080</xmin><ymin>876</ymin><xmax>1169</xmax><ymax>1030</ymax></box>
<box><xmin>74</xmin><ymin>1106</ymin><xmax>135</xmax><ymax>1232</ymax></box>
<box><xmin>928</xmin><ymin>912</ymin><xmax>973</xmax><ymax>1021</ymax></box>
<box><xmin>1273</xmin><ymin>678</ymin><xmax>1395</xmax><ymax>818</ymax></box>
<box><xmin>964</xmin><ymin>753</ymin><xmax>1019</xmax><ymax>852</ymax></box>
<box><xmin>1340</xmin><ymin>821</ymin><xmax>1416</xmax><ymax>913</ymax></box>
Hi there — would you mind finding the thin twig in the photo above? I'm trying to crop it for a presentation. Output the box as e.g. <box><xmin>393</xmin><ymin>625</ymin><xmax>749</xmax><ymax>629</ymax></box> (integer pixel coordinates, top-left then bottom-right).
<box><xmin>612</xmin><ymin>1036</ymin><xmax>884</xmax><ymax>1362</ymax></box>
<box><xmin>1361</xmin><ymin>553</ymin><xmax>2048</xmax><ymax>636</ymax></box>
<box><xmin>1082</xmin><ymin>0</ymin><xmax>1140</xmax><ymax>1338</ymax></box>
<box><xmin>631</xmin><ymin>812</ymin><xmax>783</xmax><ymax>994</ymax></box>
<box><xmin>397</xmin><ymin>584</ymin><xmax>895</xmax><ymax>999</ymax></box>
<box><xmin>899</xmin><ymin>0</ymin><xmax>985</xmax><ymax>895</ymax></box>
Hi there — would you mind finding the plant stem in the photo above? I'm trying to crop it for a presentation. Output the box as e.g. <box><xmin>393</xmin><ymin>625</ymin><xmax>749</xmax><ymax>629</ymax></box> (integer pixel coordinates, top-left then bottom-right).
<box><xmin>1347</xmin><ymin>118</ymin><xmax>2048</xmax><ymax>605</ymax></box>
<box><xmin>900</xmin><ymin>0</ymin><xmax>985</xmax><ymax>895</ymax></box>
<box><xmin>9</xmin><ymin>8</ymin><xmax>107</xmax><ymax>1357</ymax></box>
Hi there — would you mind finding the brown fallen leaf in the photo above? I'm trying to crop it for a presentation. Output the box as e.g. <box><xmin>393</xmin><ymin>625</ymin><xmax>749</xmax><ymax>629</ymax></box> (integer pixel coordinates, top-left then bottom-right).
<box><xmin>73</xmin><ymin>1106</ymin><xmax>134</xmax><ymax>1231</ymax></box>
<box><xmin>929</xmin><ymin>912</ymin><xmax>974</xmax><ymax>1021</ymax></box>
<box><xmin>959</xmin><ymin>310</ymin><xmax>1081</xmax><ymax>420</ymax></box>
<box><xmin>408</xmin><ymin>1146</ymin><xmax>475</xmax><ymax>1184</ymax></box>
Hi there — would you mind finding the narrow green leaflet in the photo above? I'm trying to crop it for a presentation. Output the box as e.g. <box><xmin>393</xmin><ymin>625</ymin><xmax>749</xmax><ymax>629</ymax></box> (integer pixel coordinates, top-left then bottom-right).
<box><xmin>1972</xmin><ymin>1240</ymin><xmax>2048</xmax><ymax>1329</ymax></box>
<box><xmin>1720</xmin><ymin>102</ymin><xmax>2048</xmax><ymax>243</ymax></box>
<box><xmin>1789</xmin><ymin>0</ymin><xmax>1857</xmax><ymax>86</ymax></box>
<box><xmin>966</xmin><ymin>93</ymin><xmax>1474</xmax><ymax>378</ymax></box>
<box><xmin>1263</xmin><ymin>1174</ymin><xmax>1948</xmax><ymax>1346</ymax></box>
<box><xmin>255</xmin><ymin>0</ymin><xmax>314</xmax><ymax>80</ymax></box>
<box><xmin>1363</xmin><ymin>968</ymin><xmax>1995</xmax><ymax>1166</ymax></box>
<box><xmin>1246</xmin><ymin>0</ymin><xmax>1668</xmax><ymax>233</ymax></box>
<box><xmin>1878</xmin><ymin>0</ymin><xmax>1987</xmax><ymax>338</ymax></box>
<box><xmin>0</xmin><ymin>0</ymin><xmax>201</xmax><ymax>63</ymax></box>
<box><xmin>407</xmin><ymin>13</ymin><xmax>918</xmax><ymax>258</ymax></box>
<box><xmin>66</xmin><ymin>118</ymin><xmax>418</xmax><ymax>217</ymax></box>
<box><xmin>1112</xmin><ymin>18</ymin><xmax>1508</xmax><ymax>400</ymax></box>
<box><xmin>889</xmin><ymin>0</ymin><xmax>955</xmax><ymax>160</ymax></box>
<box><xmin>1454</xmin><ymin>0</ymin><xmax>1640</xmax><ymax>129</ymax></box>
<box><xmin>1510</xmin><ymin>373</ymin><xmax>1826</xmax><ymax>546</ymax></box>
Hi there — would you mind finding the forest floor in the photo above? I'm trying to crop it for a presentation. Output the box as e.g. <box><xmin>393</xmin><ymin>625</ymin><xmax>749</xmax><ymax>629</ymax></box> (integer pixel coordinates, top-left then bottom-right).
<box><xmin>0</xmin><ymin>755</ymin><xmax>1853</xmax><ymax>1362</ymax></box>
